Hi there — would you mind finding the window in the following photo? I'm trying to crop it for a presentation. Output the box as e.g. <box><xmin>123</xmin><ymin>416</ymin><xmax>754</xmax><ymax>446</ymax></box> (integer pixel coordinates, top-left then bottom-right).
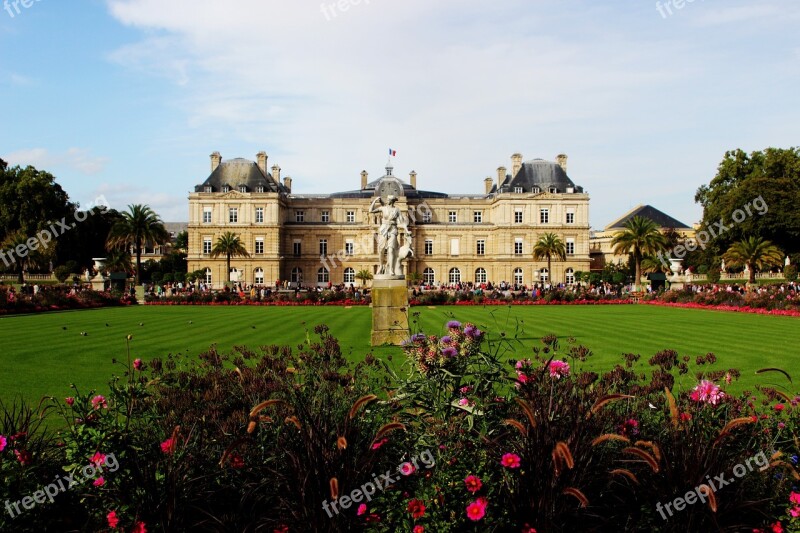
<box><xmin>549</xmin><ymin>187</ymin><xmax>558</xmax><ymax>194</ymax></box>
<box><xmin>203</xmin><ymin>207</ymin><xmax>212</xmax><ymax>224</ymax></box>
<box><xmin>344</xmin><ymin>267</ymin><xmax>355</xmax><ymax>284</ymax></box>
<box><xmin>345</xmin><ymin>241</ymin><xmax>354</xmax><ymax>256</ymax></box>
<box><xmin>204</xmin><ymin>186</ymin><xmax>212</xmax><ymax>193</ymax></box>
<box><xmin>532</xmin><ymin>187</ymin><xmax>541</xmax><ymax>194</ymax></box>
<box><xmin>295</xmin><ymin>211</ymin><xmax>305</xmax><ymax>223</ymax></box>
<box><xmin>229</xmin><ymin>207</ymin><xmax>238</xmax><ymax>223</ymax></box>
<box><xmin>222</xmin><ymin>186</ymin><xmax>230</xmax><ymax>193</ymax></box>
<box><xmin>450</xmin><ymin>238</ymin><xmax>460</xmax><ymax>256</ymax></box>
<box><xmin>514</xmin><ymin>187</ymin><xmax>523</xmax><ymax>194</ymax></box>
<box><xmin>255</xmin><ymin>207</ymin><xmax>264</xmax><ymax>223</ymax></box>
<box><xmin>476</xmin><ymin>239</ymin><xmax>485</xmax><ymax>256</ymax></box>
<box><xmin>317</xmin><ymin>267</ymin><xmax>329</xmax><ymax>283</ymax></box>
<box><xmin>239</xmin><ymin>186</ymin><xmax>247</xmax><ymax>193</ymax></box>
<box><xmin>291</xmin><ymin>267</ymin><xmax>303</xmax><ymax>283</ymax></box>
<box><xmin>449</xmin><ymin>268</ymin><xmax>461</xmax><ymax>284</ymax></box>
<box><xmin>566</xmin><ymin>239</ymin><xmax>575</xmax><ymax>256</ymax></box>
<box><xmin>256</xmin><ymin>186</ymin><xmax>264</xmax><ymax>193</ymax></box>
<box><xmin>255</xmin><ymin>238</ymin><xmax>264</xmax><ymax>255</ymax></box>
<box><xmin>475</xmin><ymin>268</ymin><xmax>487</xmax><ymax>284</ymax></box>
<box><xmin>423</xmin><ymin>268</ymin><xmax>435</xmax><ymax>284</ymax></box>
<box><xmin>566</xmin><ymin>268</ymin><xmax>575</xmax><ymax>285</ymax></box>
<box><xmin>566</xmin><ymin>212</ymin><xmax>575</xmax><ymax>224</ymax></box>
<box><xmin>203</xmin><ymin>238</ymin><xmax>212</xmax><ymax>255</ymax></box>
<box><xmin>514</xmin><ymin>209</ymin><xmax>523</xmax><ymax>224</ymax></box>
<box><xmin>539</xmin><ymin>268</ymin><xmax>549</xmax><ymax>282</ymax></box>
<box><xmin>293</xmin><ymin>241</ymin><xmax>301</xmax><ymax>257</ymax></box>
<box><xmin>255</xmin><ymin>268</ymin><xmax>264</xmax><ymax>285</ymax></box>
<box><xmin>473</xmin><ymin>211</ymin><xmax>482</xmax><ymax>223</ymax></box>
<box><xmin>514</xmin><ymin>268</ymin><xmax>524</xmax><ymax>285</ymax></box>
<box><xmin>449</xmin><ymin>211</ymin><xmax>457</xmax><ymax>223</ymax></box>
<box><xmin>514</xmin><ymin>238</ymin><xmax>523</xmax><ymax>256</ymax></box>
<box><xmin>347</xmin><ymin>211</ymin><xmax>355</xmax><ymax>223</ymax></box>
<box><xmin>425</xmin><ymin>239</ymin><xmax>433</xmax><ymax>255</ymax></box>
<box><xmin>204</xmin><ymin>268</ymin><xmax>212</xmax><ymax>284</ymax></box>
<box><xmin>540</xmin><ymin>209</ymin><xmax>549</xmax><ymax>224</ymax></box>
<box><xmin>321</xmin><ymin>211</ymin><xmax>330</xmax><ymax>223</ymax></box>
<box><xmin>422</xmin><ymin>211</ymin><xmax>432</xmax><ymax>223</ymax></box>
<box><xmin>319</xmin><ymin>239</ymin><xmax>328</xmax><ymax>256</ymax></box>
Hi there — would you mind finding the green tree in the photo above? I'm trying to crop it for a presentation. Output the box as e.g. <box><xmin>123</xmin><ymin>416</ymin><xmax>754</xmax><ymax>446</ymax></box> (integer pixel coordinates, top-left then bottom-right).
<box><xmin>104</xmin><ymin>249</ymin><xmax>133</xmax><ymax>274</ymax></box>
<box><xmin>174</xmin><ymin>231</ymin><xmax>188</xmax><ymax>251</ymax></box>
<box><xmin>106</xmin><ymin>205</ymin><xmax>169</xmax><ymax>285</ymax></box>
<box><xmin>406</xmin><ymin>271</ymin><xmax>421</xmax><ymax>286</ymax></box>
<box><xmin>355</xmin><ymin>269</ymin><xmax>373</xmax><ymax>287</ymax></box>
<box><xmin>54</xmin><ymin>265</ymin><xmax>72</xmax><ymax>283</ymax></box>
<box><xmin>695</xmin><ymin>147</ymin><xmax>800</xmax><ymax>259</ymax></box>
<box><xmin>610</xmin><ymin>216</ymin><xmax>667</xmax><ymax>291</ymax></box>
<box><xmin>722</xmin><ymin>236</ymin><xmax>784</xmax><ymax>285</ymax></box>
<box><xmin>533</xmin><ymin>232</ymin><xmax>566</xmax><ymax>284</ymax></box>
<box><xmin>1</xmin><ymin>230</ymin><xmax>30</xmax><ymax>282</ymax></box>
<box><xmin>210</xmin><ymin>232</ymin><xmax>250</xmax><ymax>284</ymax></box>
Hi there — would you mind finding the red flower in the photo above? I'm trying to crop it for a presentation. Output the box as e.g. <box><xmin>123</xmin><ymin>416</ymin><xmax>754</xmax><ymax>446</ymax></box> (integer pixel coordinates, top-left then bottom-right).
<box><xmin>501</xmin><ymin>452</ymin><xmax>521</xmax><ymax>468</ymax></box>
<box><xmin>273</xmin><ymin>526</ymin><xmax>289</xmax><ymax>533</ymax></box>
<box><xmin>15</xmin><ymin>449</ymin><xmax>32</xmax><ymax>466</ymax></box>
<box><xmin>466</xmin><ymin>497</ymin><xmax>488</xmax><ymax>521</ymax></box>
<box><xmin>229</xmin><ymin>453</ymin><xmax>245</xmax><ymax>469</ymax></box>
<box><xmin>132</xmin><ymin>522</ymin><xmax>147</xmax><ymax>533</ymax></box>
<box><xmin>679</xmin><ymin>412</ymin><xmax>692</xmax><ymax>422</ymax></box>
<box><xmin>464</xmin><ymin>475</ymin><xmax>483</xmax><ymax>493</ymax></box>
<box><xmin>771</xmin><ymin>521</ymin><xmax>783</xmax><ymax>533</ymax></box>
<box><xmin>774</xmin><ymin>403</ymin><xmax>785</xmax><ymax>412</ymax></box>
<box><xmin>357</xmin><ymin>503</ymin><xmax>367</xmax><ymax>516</ymax></box>
<box><xmin>65</xmin><ymin>397</ymin><xmax>75</xmax><ymax>406</ymax></box>
<box><xmin>160</xmin><ymin>437</ymin><xmax>177</xmax><ymax>455</ymax></box>
<box><xmin>407</xmin><ymin>499</ymin><xmax>426</xmax><ymax>519</ymax></box>
<box><xmin>413</xmin><ymin>526</ymin><xmax>425</xmax><ymax>533</ymax></box>
<box><xmin>107</xmin><ymin>510</ymin><xmax>119</xmax><ymax>528</ymax></box>
<box><xmin>522</xmin><ymin>525</ymin><xmax>538</xmax><ymax>533</ymax></box>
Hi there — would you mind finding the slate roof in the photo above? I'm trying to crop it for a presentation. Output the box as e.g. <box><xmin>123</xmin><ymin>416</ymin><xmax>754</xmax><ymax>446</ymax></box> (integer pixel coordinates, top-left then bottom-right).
<box><xmin>604</xmin><ymin>205</ymin><xmax>692</xmax><ymax>231</ymax></box>
<box><xmin>195</xmin><ymin>158</ymin><xmax>285</xmax><ymax>193</ymax></box>
<box><xmin>498</xmin><ymin>159</ymin><xmax>583</xmax><ymax>194</ymax></box>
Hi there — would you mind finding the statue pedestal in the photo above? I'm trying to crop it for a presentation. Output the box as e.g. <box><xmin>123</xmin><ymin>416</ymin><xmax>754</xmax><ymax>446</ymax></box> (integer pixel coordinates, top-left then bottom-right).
<box><xmin>371</xmin><ymin>277</ymin><xmax>410</xmax><ymax>346</ymax></box>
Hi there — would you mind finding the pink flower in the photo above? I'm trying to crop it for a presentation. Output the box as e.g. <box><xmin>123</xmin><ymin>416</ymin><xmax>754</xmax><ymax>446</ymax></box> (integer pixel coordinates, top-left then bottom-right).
<box><xmin>15</xmin><ymin>449</ymin><xmax>32</xmax><ymax>465</ymax></box>
<box><xmin>548</xmin><ymin>360</ymin><xmax>570</xmax><ymax>379</ymax></box>
<box><xmin>93</xmin><ymin>477</ymin><xmax>105</xmax><ymax>487</ymax></box>
<box><xmin>399</xmin><ymin>462</ymin><xmax>416</xmax><ymax>476</ymax></box>
<box><xmin>357</xmin><ymin>503</ymin><xmax>367</xmax><ymax>516</ymax></box>
<box><xmin>65</xmin><ymin>397</ymin><xmax>75</xmax><ymax>406</ymax></box>
<box><xmin>790</xmin><ymin>492</ymin><xmax>800</xmax><ymax>505</ymax></box>
<box><xmin>466</xmin><ymin>497</ymin><xmax>487</xmax><ymax>521</ymax></box>
<box><xmin>458</xmin><ymin>398</ymin><xmax>470</xmax><ymax>407</ymax></box>
<box><xmin>0</xmin><ymin>435</ymin><xmax>6</xmax><ymax>453</ymax></box>
<box><xmin>775</xmin><ymin>403</ymin><xmax>785</xmax><ymax>412</ymax></box>
<box><xmin>501</xmin><ymin>452</ymin><xmax>521</xmax><ymax>468</ymax></box>
<box><xmin>107</xmin><ymin>510</ymin><xmax>119</xmax><ymax>528</ymax></box>
<box><xmin>133</xmin><ymin>359</ymin><xmax>143</xmax><ymax>371</ymax></box>
<box><xmin>464</xmin><ymin>475</ymin><xmax>482</xmax><ymax>493</ymax></box>
<box><xmin>91</xmin><ymin>452</ymin><xmax>106</xmax><ymax>466</ymax></box>
<box><xmin>689</xmin><ymin>380</ymin><xmax>725</xmax><ymax>405</ymax></box>
<box><xmin>160</xmin><ymin>437</ymin><xmax>177</xmax><ymax>455</ymax></box>
<box><xmin>371</xmin><ymin>438</ymin><xmax>389</xmax><ymax>450</ymax></box>
<box><xmin>789</xmin><ymin>507</ymin><xmax>800</xmax><ymax>518</ymax></box>
<box><xmin>91</xmin><ymin>395</ymin><xmax>108</xmax><ymax>410</ymax></box>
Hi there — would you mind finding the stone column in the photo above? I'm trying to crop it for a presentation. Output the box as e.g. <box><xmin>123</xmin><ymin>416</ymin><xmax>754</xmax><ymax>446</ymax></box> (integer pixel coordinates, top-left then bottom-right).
<box><xmin>371</xmin><ymin>277</ymin><xmax>410</xmax><ymax>346</ymax></box>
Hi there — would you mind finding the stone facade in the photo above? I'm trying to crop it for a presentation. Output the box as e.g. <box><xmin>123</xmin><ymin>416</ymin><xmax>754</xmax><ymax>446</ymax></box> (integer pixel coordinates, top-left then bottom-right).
<box><xmin>187</xmin><ymin>152</ymin><xmax>592</xmax><ymax>288</ymax></box>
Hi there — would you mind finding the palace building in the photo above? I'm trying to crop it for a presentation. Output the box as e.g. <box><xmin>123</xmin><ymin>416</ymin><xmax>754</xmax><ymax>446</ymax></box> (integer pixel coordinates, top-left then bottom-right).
<box><xmin>187</xmin><ymin>151</ymin><xmax>592</xmax><ymax>288</ymax></box>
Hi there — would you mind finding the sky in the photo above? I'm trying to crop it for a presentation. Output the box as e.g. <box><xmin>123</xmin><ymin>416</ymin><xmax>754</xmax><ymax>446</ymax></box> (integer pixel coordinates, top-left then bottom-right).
<box><xmin>1</xmin><ymin>0</ymin><xmax>799</xmax><ymax>228</ymax></box>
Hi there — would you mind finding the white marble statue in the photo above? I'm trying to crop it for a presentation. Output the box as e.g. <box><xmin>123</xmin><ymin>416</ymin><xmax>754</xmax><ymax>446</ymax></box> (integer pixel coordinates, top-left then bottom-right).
<box><xmin>370</xmin><ymin>195</ymin><xmax>412</xmax><ymax>278</ymax></box>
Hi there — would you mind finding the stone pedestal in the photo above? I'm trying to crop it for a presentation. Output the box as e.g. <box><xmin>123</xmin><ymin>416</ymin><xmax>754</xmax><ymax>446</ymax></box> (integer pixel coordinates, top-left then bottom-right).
<box><xmin>371</xmin><ymin>277</ymin><xmax>410</xmax><ymax>346</ymax></box>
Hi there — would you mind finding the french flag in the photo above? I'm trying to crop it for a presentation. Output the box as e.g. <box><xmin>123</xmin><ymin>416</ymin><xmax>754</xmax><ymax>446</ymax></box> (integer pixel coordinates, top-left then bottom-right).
<box><xmin>389</xmin><ymin>148</ymin><xmax>397</xmax><ymax>157</ymax></box>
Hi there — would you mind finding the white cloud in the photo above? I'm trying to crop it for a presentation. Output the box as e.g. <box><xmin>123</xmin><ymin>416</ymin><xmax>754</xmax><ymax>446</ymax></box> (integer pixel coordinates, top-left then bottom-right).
<box><xmin>91</xmin><ymin>183</ymin><xmax>188</xmax><ymax>221</ymax></box>
<box><xmin>3</xmin><ymin>148</ymin><xmax>109</xmax><ymax>175</ymax></box>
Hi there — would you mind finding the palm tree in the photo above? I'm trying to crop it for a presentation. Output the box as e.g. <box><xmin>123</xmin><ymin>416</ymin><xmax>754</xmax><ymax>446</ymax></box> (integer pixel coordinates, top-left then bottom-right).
<box><xmin>210</xmin><ymin>232</ymin><xmax>250</xmax><ymax>284</ymax></box>
<box><xmin>723</xmin><ymin>236</ymin><xmax>783</xmax><ymax>285</ymax></box>
<box><xmin>611</xmin><ymin>216</ymin><xmax>667</xmax><ymax>291</ymax></box>
<box><xmin>355</xmin><ymin>268</ymin><xmax>374</xmax><ymax>287</ymax></box>
<box><xmin>103</xmin><ymin>249</ymin><xmax>133</xmax><ymax>274</ymax></box>
<box><xmin>406</xmin><ymin>271</ymin><xmax>422</xmax><ymax>287</ymax></box>
<box><xmin>533</xmin><ymin>232</ymin><xmax>566</xmax><ymax>285</ymax></box>
<box><xmin>106</xmin><ymin>205</ymin><xmax>169</xmax><ymax>285</ymax></box>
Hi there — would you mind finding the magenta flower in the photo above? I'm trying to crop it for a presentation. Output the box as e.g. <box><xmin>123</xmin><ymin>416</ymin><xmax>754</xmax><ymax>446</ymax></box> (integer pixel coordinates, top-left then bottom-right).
<box><xmin>357</xmin><ymin>503</ymin><xmax>367</xmax><ymax>516</ymax></box>
<box><xmin>133</xmin><ymin>358</ymin><xmax>143</xmax><ymax>371</ymax></box>
<box><xmin>91</xmin><ymin>395</ymin><xmax>108</xmax><ymax>410</ymax></box>
<box><xmin>65</xmin><ymin>397</ymin><xmax>75</xmax><ymax>406</ymax></box>
<box><xmin>464</xmin><ymin>475</ymin><xmax>483</xmax><ymax>493</ymax></box>
<box><xmin>466</xmin><ymin>497</ymin><xmax>487</xmax><ymax>521</ymax></box>
<box><xmin>0</xmin><ymin>435</ymin><xmax>6</xmax><ymax>452</ymax></box>
<box><xmin>91</xmin><ymin>452</ymin><xmax>107</xmax><ymax>466</ymax></box>
<box><xmin>501</xmin><ymin>452</ymin><xmax>521</xmax><ymax>468</ymax></box>
<box><xmin>93</xmin><ymin>477</ymin><xmax>105</xmax><ymax>487</ymax></box>
<box><xmin>689</xmin><ymin>380</ymin><xmax>725</xmax><ymax>405</ymax></box>
<box><xmin>548</xmin><ymin>360</ymin><xmax>570</xmax><ymax>380</ymax></box>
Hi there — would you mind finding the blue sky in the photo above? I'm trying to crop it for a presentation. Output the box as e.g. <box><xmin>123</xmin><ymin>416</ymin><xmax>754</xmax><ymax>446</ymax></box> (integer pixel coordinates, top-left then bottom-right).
<box><xmin>1</xmin><ymin>0</ymin><xmax>799</xmax><ymax>227</ymax></box>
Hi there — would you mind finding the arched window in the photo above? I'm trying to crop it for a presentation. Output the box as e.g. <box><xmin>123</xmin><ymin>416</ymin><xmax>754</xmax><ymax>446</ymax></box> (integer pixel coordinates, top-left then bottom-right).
<box><xmin>254</xmin><ymin>268</ymin><xmax>264</xmax><ymax>285</ymax></box>
<box><xmin>514</xmin><ymin>268</ymin><xmax>524</xmax><ymax>285</ymax></box>
<box><xmin>318</xmin><ymin>267</ymin><xmax>329</xmax><ymax>283</ymax></box>
<box><xmin>539</xmin><ymin>268</ymin><xmax>549</xmax><ymax>282</ymax></box>
<box><xmin>423</xmin><ymin>268</ymin><xmax>435</xmax><ymax>284</ymax></box>
<box><xmin>204</xmin><ymin>268</ymin><xmax>212</xmax><ymax>284</ymax></box>
<box><xmin>344</xmin><ymin>267</ymin><xmax>355</xmax><ymax>284</ymax></box>
<box><xmin>291</xmin><ymin>267</ymin><xmax>303</xmax><ymax>283</ymax></box>
<box><xmin>449</xmin><ymin>268</ymin><xmax>461</xmax><ymax>284</ymax></box>
<box><xmin>475</xmin><ymin>268</ymin><xmax>487</xmax><ymax>284</ymax></box>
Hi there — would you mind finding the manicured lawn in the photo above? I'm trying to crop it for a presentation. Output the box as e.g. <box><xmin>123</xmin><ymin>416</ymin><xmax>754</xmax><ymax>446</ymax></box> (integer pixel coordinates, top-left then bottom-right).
<box><xmin>1</xmin><ymin>305</ymin><xmax>798</xmax><ymax>407</ymax></box>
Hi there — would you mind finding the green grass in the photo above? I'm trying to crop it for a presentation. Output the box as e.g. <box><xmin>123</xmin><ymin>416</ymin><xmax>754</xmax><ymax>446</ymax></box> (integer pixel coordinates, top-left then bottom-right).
<box><xmin>1</xmin><ymin>305</ymin><xmax>798</xmax><ymax>407</ymax></box>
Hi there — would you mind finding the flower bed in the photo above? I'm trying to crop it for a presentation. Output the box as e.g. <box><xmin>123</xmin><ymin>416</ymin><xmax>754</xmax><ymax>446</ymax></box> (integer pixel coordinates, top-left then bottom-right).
<box><xmin>0</xmin><ymin>288</ymin><xmax>135</xmax><ymax>316</ymax></box>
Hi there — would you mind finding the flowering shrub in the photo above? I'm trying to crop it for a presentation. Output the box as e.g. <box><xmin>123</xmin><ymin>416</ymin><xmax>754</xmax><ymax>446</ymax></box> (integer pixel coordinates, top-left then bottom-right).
<box><xmin>0</xmin><ymin>287</ymin><xmax>134</xmax><ymax>315</ymax></box>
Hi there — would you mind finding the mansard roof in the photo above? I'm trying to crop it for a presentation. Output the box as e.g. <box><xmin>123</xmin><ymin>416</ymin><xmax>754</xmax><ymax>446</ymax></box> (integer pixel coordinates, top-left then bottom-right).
<box><xmin>498</xmin><ymin>159</ymin><xmax>583</xmax><ymax>194</ymax></box>
<box><xmin>195</xmin><ymin>158</ymin><xmax>286</xmax><ymax>193</ymax></box>
<box><xmin>605</xmin><ymin>205</ymin><xmax>692</xmax><ymax>231</ymax></box>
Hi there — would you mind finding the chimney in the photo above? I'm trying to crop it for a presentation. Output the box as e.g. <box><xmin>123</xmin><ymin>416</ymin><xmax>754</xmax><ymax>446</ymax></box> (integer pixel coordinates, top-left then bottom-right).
<box><xmin>409</xmin><ymin>170</ymin><xmax>417</xmax><ymax>189</ymax></box>
<box><xmin>272</xmin><ymin>164</ymin><xmax>281</xmax><ymax>182</ymax></box>
<box><xmin>210</xmin><ymin>152</ymin><xmax>222</xmax><ymax>172</ymax></box>
<box><xmin>497</xmin><ymin>166</ymin><xmax>507</xmax><ymax>184</ymax></box>
<box><xmin>511</xmin><ymin>153</ymin><xmax>523</xmax><ymax>177</ymax></box>
<box><xmin>283</xmin><ymin>176</ymin><xmax>292</xmax><ymax>193</ymax></box>
<box><xmin>256</xmin><ymin>151</ymin><xmax>268</xmax><ymax>174</ymax></box>
<box><xmin>361</xmin><ymin>170</ymin><xmax>368</xmax><ymax>190</ymax></box>
<box><xmin>484</xmin><ymin>177</ymin><xmax>494</xmax><ymax>194</ymax></box>
<box><xmin>556</xmin><ymin>154</ymin><xmax>568</xmax><ymax>173</ymax></box>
